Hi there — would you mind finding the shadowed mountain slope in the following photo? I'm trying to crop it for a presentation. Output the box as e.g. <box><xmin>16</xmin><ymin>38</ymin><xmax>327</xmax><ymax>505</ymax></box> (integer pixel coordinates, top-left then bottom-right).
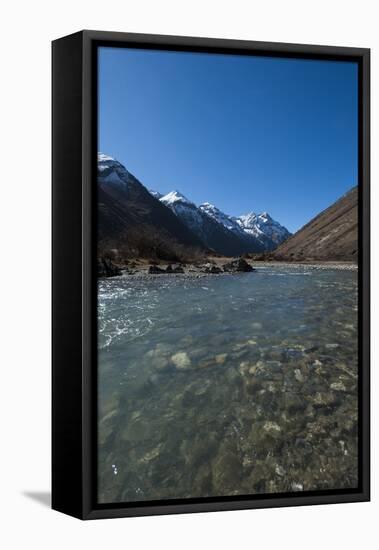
<box><xmin>160</xmin><ymin>191</ymin><xmax>265</xmax><ymax>256</ymax></box>
<box><xmin>97</xmin><ymin>154</ymin><xmax>206</xmax><ymax>260</ymax></box>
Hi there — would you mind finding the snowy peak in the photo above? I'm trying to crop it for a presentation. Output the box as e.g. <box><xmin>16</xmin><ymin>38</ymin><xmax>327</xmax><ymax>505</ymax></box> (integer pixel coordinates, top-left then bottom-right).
<box><xmin>237</xmin><ymin>212</ymin><xmax>258</xmax><ymax>227</ymax></box>
<box><xmin>98</xmin><ymin>152</ymin><xmax>115</xmax><ymax>162</ymax></box>
<box><xmin>237</xmin><ymin>211</ymin><xmax>277</xmax><ymax>230</ymax></box>
<box><xmin>236</xmin><ymin>210</ymin><xmax>291</xmax><ymax>247</ymax></box>
<box><xmin>161</xmin><ymin>189</ymin><xmax>290</xmax><ymax>251</ymax></box>
<box><xmin>258</xmin><ymin>211</ymin><xmax>273</xmax><ymax>222</ymax></box>
<box><xmin>199</xmin><ymin>202</ymin><xmax>243</xmax><ymax>233</ymax></box>
<box><xmin>161</xmin><ymin>192</ymin><xmax>263</xmax><ymax>255</ymax></box>
<box><xmin>199</xmin><ymin>202</ymin><xmax>221</xmax><ymax>216</ymax></box>
<box><xmin>97</xmin><ymin>152</ymin><xmax>290</xmax><ymax>252</ymax></box>
<box><xmin>149</xmin><ymin>189</ymin><xmax>163</xmax><ymax>200</ymax></box>
<box><xmin>97</xmin><ymin>152</ymin><xmax>132</xmax><ymax>189</ymax></box>
<box><xmin>199</xmin><ymin>202</ymin><xmax>223</xmax><ymax>218</ymax></box>
<box><xmin>160</xmin><ymin>190</ymin><xmax>194</xmax><ymax>207</ymax></box>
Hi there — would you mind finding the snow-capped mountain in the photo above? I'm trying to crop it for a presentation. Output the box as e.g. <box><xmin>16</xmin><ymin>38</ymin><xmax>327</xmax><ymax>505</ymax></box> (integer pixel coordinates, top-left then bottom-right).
<box><xmin>160</xmin><ymin>190</ymin><xmax>194</xmax><ymax>206</ymax></box>
<box><xmin>97</xmin><ymin>152</ymin><xmax>289</xmax><ymax>257</ymax></box>
<box><xmin>160</xmin><ymin>190</ymin><xmax>201</xmax><ymax>230</ymax></box>
<box><xmin>199</xmin><ymin>202</ymin><xmax>243</xmax><ymax>234</ymax></box>
<box><xmin>98</xmin><ymin>152</ymin><xmax>136</xmax><ymax>189</ymax></box>
<box><xmin>97</xmin><ymin>154</ymin><xmax>206</xmax><ymax>255</ymax></box>
<box><xmin>149</xmin><ymin>189</ymin><xmax>163</xmax><ymax>200</ymax></box>
<box><xmin>160</xmin><ymin>190</ymin><xmax>213</xmax><ymax>239</ymax></box>
<box><xmin>236</xmin><ymin>211</ymin><xmax>291</xmax><ymax>249</ymax></box>
<box><xmin>200</xmin><ymin>202</ymin><xmax>290</xmax><ymax>250</ymax></box>
<box><xmin>160</xmin><ymin>192</ymin><xmax>265</xmax><ymax>255</ymax></box>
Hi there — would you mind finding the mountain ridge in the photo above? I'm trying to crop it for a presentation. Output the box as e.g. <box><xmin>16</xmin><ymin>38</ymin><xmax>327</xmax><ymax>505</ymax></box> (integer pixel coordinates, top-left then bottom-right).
<box><xmin>159</xmin><ymin>191</ymin><xmax>264</xmax><ymax>256</ymax></box>
<box><xmin>97</xmin><ymin>153</ymin><xmax>207</xmax><ymax>261</ymax></box>
<box><xmin>97</xmin><ymin>153</ymin><xmax>293</xmax><ymax>260</ymax></box>
<box><xmin>271</xmin><ymin>186</ymin><xmax>358</xmax><ymax>262</ymax></box>
<box><xmin>155</xmin><ymin>191</ymin><xmax>291</xmax><ymax>253</ymax></box>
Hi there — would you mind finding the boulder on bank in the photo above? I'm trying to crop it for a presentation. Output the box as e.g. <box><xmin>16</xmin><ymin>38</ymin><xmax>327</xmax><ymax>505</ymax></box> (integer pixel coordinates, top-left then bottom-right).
<box><xmin>149</xmin><ymin>264</ymin><xmax>185</xmax><ymax>274</ymax></box>
<box><xmin>222</xmin><ymin>257</ymin><xmax>255</xmax><ymax>273</ymax></box>
<box><xmin>98</xmin><ymin>257</ymin><xmax>122</xmax><ymax>278</ymax></box>
<box><xmin>203</xmin><ymin>264</ymin><xmax>222</xmax><ymax>274</ymax></box>
<box><xmin>148</xmin><ymin>265</ymin><xmax>166</xmax><ymax>274</ymax></box>
<box><xmin>166</xmin><ymin>264</ymin><xmax>184</xmax><ymax>273</ymax></box>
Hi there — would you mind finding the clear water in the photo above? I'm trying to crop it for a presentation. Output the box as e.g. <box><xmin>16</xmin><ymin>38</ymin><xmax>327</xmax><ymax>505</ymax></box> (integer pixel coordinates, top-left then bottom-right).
<box><xmin>97</xmin><ymin>264</ymin><xmax>358</xmax><ymax>503</ymax></box>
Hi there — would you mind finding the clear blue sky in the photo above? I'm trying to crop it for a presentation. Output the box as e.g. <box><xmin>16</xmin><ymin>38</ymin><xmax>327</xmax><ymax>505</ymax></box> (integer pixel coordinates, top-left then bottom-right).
<box><xmin>98</xmin><ymin>47</ymin><xmax>358</xmax><ymax>233</ymax></box>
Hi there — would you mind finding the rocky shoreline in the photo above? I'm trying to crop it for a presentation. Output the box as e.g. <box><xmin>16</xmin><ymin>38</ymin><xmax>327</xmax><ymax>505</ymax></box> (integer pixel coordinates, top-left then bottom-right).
<box><xmin>98</xmin><ymin>255</ymin><xmax>357</xmax><ymax>279</ymax></box>
<box><xmin>98</xmin><ymin>256</ymin><xmax>255</xmax><ymax>278</ymax></box>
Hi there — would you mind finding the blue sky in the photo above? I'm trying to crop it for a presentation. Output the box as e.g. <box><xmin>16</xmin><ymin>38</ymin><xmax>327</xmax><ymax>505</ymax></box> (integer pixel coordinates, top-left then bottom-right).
<box><xmin>98</xmin><ymin>47</ymin><xmax>358</xmax><ymax>233</ymax></box>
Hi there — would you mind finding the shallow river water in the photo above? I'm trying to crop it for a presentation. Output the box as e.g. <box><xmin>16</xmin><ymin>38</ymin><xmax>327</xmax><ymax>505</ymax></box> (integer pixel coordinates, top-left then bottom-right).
<box><xmin>97</xmin><ymin>264</ymin><xmax>358</xmax><ymax>503</ymax></box>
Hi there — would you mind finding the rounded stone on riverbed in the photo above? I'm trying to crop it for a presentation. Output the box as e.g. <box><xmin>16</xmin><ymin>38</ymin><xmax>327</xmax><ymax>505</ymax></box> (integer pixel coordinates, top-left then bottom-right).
<box><xmin>212</xmin><ymin>449</ymin><xmax>241</xmax><ymax>488</ymax></box>
<box><xmin>294</xmin><ymin>368</ymin><xmax>304</xmax><ymax>383</ymax></box>
<box><xmin>238</xmin><ymin>361</ymin><xmax>251</xmax><ymax>376</ymax></box>
<box><xmin>330</xmin><ymin>381</ymin><xmax>347</xmax><ymax>392</ymax></box>
<box><xmin>275</xmin><ymin>464</ymin><xmax>286</xmax><ymax>477</ymax></box>
<box><xmin>146</xmin><ymin>343</ymin><xmax>172</xmax><ymax>358</ymax></box>
<box><xmin>152</xmin><ymin>356</ymin><xmax>169</xmax><ymax>370</ymax></box>
<box><xmin>171</xmin><ymin>351</ymin><xmax>192</xmax><ymax>370</ymax></box>
<box><xmin>313</xmin><ymin>392</ymin><xmax>338</xmax><ymax>406</ymax></box>
<box><xmin>263</xmin><ymin>421</ymin><xmax>282</xmax><ymax>436</ymax></box>
<box><xmin>198</xmin><ymin>358</ymin><xmax>216</xmax><ymax>369</ymax></box>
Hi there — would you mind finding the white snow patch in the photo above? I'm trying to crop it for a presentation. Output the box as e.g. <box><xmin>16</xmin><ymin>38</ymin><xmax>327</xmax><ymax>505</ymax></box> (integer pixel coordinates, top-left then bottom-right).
<box><xmin>98</xmin><ymin>152</ymin><xmax>115</xmax><ymax>162</ymax></box>
<box><xmin>160</xmin><ymin>190</ymin><xmax>194</xmax><ymax>206</ymax></box>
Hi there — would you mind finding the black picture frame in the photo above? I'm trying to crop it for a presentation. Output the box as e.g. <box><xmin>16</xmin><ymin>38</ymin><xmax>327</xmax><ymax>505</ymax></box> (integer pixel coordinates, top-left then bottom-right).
<box><xmin>52</xmin><ymin>30</ymin><xmax>370</xmax><ymax>520</ymax></box>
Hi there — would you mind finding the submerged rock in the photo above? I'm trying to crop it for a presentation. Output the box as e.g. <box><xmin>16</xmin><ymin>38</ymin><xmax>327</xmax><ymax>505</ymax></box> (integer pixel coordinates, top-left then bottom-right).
<box><xmin>152</xmin><ymin>356</ymin><xmax>169</xmax><ymax>370</ymax></box>
<box><xmin>171</xmin><ymin>351</ymin><xmax>192</xmax><ymax>370</ymax></box>
<box><xmin>294</xmin><ymin>368</ymin><xmax>305</xmax><ymax>383</ymax></box>
<box><xmin>263</xmin><ymin>421</ymin><xmax>282</xmax><ymax>436</ymax></box>
<box><xmin>275</xmin><ymin>464</ymin><xmax>286</xmax><ymax>477</ymax></box>
<box><xmin>248</xmin><ymin>419</ymin><xmax>284</xmax><ymax>459</ymax></box>
<box><xmin>291</xmin><ymin>482</ymin><xmax>304</xmax><ymax>492</ymax></box>
<box><xmin>330</xmin><ymin>381</ymin><xmax>347</xmax><ymax>392</ymax></box>
<box><xmin>212</xmin><ymin>447</ymin><xmax>241</xmax><ymax>488</ymax></box>
<box><xmin>313</xmin><ymin>392</ymin><xmax>339</xmax><ymax>406</ymax></box>
<box><xmin>141</xmin><ymin>444</ymin><xmax>162</xmax><ymax>463</ymax></box>
<box><xmin>284</xmin><ymin>392</ymin><xmax>307</xmax><ymax>414</ymax></box>
<box><xmin>245</xmin><ymin>378</ymin><xmax>263</xmax><ymax>395</ymax></box>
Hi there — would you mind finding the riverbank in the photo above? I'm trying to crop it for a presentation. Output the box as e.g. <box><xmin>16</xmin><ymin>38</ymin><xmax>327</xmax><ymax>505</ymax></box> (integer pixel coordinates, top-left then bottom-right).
<box><xmin>99</xmin><ymin>256</ymin><xmax>255</xmax><ymax>278</ymax></box>
<box><xmin>98</xmin><ymin>255</ymin><xmax>358</xmax><ymax>278</ymax></box>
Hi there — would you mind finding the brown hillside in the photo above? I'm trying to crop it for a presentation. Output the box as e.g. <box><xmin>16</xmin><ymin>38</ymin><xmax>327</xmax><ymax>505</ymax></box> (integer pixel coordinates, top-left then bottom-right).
<box><xmin>273</xmin><ymin>186</ymin><xmax>358</xmax><ymax>262</ymax></box>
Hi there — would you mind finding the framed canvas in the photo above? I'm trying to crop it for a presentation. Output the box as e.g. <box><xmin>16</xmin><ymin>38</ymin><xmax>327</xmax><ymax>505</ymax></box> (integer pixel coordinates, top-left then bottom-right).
<box><xmin>52</xmin><ymin>30</ymin><xmax>370</xmax><ymax>520</ymax></box>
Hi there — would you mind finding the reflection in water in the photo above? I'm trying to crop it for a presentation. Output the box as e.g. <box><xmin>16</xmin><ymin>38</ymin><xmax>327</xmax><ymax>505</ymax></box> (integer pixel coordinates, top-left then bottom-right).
<box><xmin>97</xmin><ymin>264</ymin><xmax>358</xmax><ymax>503</ymax></box>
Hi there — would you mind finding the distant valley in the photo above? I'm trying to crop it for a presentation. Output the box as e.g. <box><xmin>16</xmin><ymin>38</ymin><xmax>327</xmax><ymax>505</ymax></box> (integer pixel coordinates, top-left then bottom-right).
<box><xmin>98</xmin><ymin>153</ymin><xmax>358</xmax><ymax>268</ymax></box>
